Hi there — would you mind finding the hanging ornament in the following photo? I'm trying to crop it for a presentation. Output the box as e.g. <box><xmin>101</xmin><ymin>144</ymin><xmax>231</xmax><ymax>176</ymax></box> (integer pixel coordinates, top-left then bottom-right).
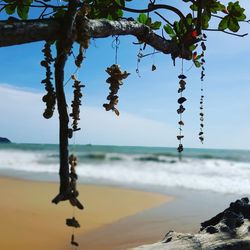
<box><xmin>103</xmin><ymin>64</ymin><xmax>130</xmax><ymax>116</ymax></box>
<box><xmin>71</xmin><ymin>234</ymin><xmax>79</xmax><ymax>247</ymax></box>
<box><xmin>136</xmin><ymin>46</ymin><xmax>143</xmax><ymax>77</ymax></box>
<box><xmin>103</xmin><ymin>36</ymin><xmax>130</xmax><ymax>116</ymax></box>
<box><xmin>199</xmin><ymin>34</ymin><xmax>207</xmax><ymax>144</ymax></box>
<box><xmin>67</xmin><ymin>153</ymin><xmax>84</xmax><ymax>210</ymax></box>
<box><xmin>70</xmin><ymin>75</ymin><xmax>85</xmax><ymax>132</ymax></box>
<box><xmin>65</xmin><ymin>153</ymin><xmax>83</xmax><ymax>248</ymax></box>
<box><xmin>151</xmin><ymin>49</ymin><xmax>157</xmax><ymax>71</ymax></box>
<box><xmin>177</xmin><ymin>60</ymin><xmax>187</xmax><ymax>153</ymax></box>
<box><xmin>40</xmin><ymin>41</ymin><xmax>56</xmax><ymax>119</ymax></box>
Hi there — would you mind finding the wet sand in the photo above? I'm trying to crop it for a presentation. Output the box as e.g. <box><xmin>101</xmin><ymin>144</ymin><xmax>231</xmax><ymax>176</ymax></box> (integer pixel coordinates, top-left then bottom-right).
<box><xmin>0</xmin><ymin>176</ymin><xmax>170</xmax><ymax>250</ymax></box>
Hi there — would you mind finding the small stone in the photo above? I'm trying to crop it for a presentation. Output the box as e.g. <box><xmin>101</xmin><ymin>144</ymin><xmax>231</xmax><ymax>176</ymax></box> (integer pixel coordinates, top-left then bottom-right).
<box><xmin>206</xmin><ymin>226</ymin><xmax>219</xmax><ymax>234</ymax></box>
<box><xmin>178</xmin><ymin>74</ymin><xmax>187</xmax><ymax>79</ymax></box>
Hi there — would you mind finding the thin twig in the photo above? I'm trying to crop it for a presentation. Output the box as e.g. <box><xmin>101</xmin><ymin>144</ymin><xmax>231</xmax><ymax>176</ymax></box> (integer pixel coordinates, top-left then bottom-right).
<box><xmin>204</xmin><ymin>28</ymin><xmax>248</xmax><ymax>37</ymax></box>
<box><xmin>38</xmin><ymin>7</ymin><xmax>48</xmax><ymax>19</ymax></box>
<box><xmin>154</xmin><ymin>11</ymin><xmax>173</xmax><ymax>27</ymax></box>
<box><xmin>116</xmin><ymin>3</ymin><xmax>187</xmax><ymax>25</ymax></box>
<box><xmin>0</xmin><ymin>3</ymin><xmax>66</xmax><ymax>9</ymax></box>
<box><xmin>139</xmin><ymin>51</ymin><xmax>161</xmax><ymax>58</ymax></box>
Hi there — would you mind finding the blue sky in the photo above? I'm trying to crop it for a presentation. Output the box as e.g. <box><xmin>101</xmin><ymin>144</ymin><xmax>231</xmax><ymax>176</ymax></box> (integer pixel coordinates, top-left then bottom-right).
<box><xmin>0</xmin><ymin>0</ymin><xmax>250</xmax><ymax>149</ymax></box>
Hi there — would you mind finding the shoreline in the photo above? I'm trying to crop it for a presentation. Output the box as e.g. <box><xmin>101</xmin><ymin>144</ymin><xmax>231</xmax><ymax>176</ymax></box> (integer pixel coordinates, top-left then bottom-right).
<box><xmin>0</xmin><ymin>176</ymin><xmax>171</xmax><ymax>250</ymax></box>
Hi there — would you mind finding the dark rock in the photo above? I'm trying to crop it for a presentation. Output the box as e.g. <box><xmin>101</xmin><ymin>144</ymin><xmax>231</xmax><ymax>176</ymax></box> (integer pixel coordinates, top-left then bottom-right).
<box><xmin>132</xmin><ymin>198</ymin><xmax>250</xmax><ymax>250</ymax></box>
<box><xmin>0</xmin><ymin>137</ymin><xmax>11</xmax><ymax>143</ymax></box>
<box><xmin>206</xmin><ymin>226</ymin><xmax>219</xmax><ymax>234</ymax></box>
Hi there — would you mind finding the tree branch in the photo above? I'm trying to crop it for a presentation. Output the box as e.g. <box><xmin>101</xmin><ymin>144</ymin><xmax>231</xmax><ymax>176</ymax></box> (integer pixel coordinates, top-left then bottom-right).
<box><xmin>52</xmin><ymin>0</ymin><xmax>80</xmax><ymax>204</ymax></box>
<box><xmin>0</xmin><ymin>18</ymin><xmax>191</xmax><ymax>59</ymax></box>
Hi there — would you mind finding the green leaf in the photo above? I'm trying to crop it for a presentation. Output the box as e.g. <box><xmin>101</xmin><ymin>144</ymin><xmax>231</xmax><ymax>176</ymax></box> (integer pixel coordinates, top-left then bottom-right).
<box><xmin>218</xmin><ymin>16</ymin><xmax>228</xmax><ymax>30</ymax></box>
<box><xmin>228</xmin><ymin>16</ymin><xmax>240</xmax><ymax>32</ymax></box>
<box><xmin>186</xmin><ymin>13</ymin><xmax>193</xmax><ymax>26</ymax></box>
<box><xmin>201</xmin><ymin>10</ymin><xmax>211</xmax><ymax>29</ymax></box>
<box><xmin>190</xmin><ymin>3</ymin><xmax>198</xmax><ymax>11</ymax></box>
<box><xmin>188</xmin><ymin>44</ymin><xmax>196</xmax><ymax>51</ymax></box>
<box><xmin>137</xmin><ymin>13</ymin><xmax>148</xmax><ymax>24</ymax></box>
<box><xmin>17</xmin><ymin>5</ymin><xmax>29</xmax><ymax>20</ymax></box>
<box><xmin>194</xmin><ymin>61</ymin><xmax>201</xmax><ymax>68</ymax></box>
<box><xmin>5</xmin><ymin>4</ymin><xmax>16</xmax><ymax>15</ymax></box>
<box><xmin>150</xmin><ymin>21</ymin><xmax>161</xmax><ymax>30</ymax></box>
<box><xmin>145</xmin><ymin>16</ymin><xmax>152</xmax><ymax>26</ymax></box>
<box><xmin>164</xmin><ymin>24</ymin><xmax>176</xmax><ymax>38</ymax></box>
<box><xmin>173</xmin><ymin>21</ymin><xmax>180</xmax><ymax>34</ymax></box>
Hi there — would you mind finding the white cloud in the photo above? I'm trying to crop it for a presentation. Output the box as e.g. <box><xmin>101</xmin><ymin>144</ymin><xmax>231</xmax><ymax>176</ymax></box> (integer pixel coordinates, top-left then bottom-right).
<box><xmin>0</xmin><ymin>84</ymin><xmax>177</xmax><ymax>146</ymax></box>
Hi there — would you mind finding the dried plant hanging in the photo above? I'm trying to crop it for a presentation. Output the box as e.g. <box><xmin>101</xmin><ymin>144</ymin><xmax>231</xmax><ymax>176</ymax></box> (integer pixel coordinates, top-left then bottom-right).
<box><xmin>40</xmin><ymin>41</ymin><xmax>56</xmax><ymax>119</ymax></box>
<box><xmin>103</xmin><ymin>37</ymin><xmax>130</xmax><ymax>116</ymax></box>
<box><xmin>199</xmin><ymin>34</ymin><xmax>207</xmax><ymax>144</ymax></box>
<box><xmin>177</xmin><ymin>59</ymin><xmax>187</xmax><ymax>154</ymax></box>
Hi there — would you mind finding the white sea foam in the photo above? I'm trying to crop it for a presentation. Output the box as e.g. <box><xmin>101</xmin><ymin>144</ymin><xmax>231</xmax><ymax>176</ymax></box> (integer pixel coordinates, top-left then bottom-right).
<box><xmin>1</xmin><ymin>149</ymin><xmax>250</xmax><ymax>195</ymax></box>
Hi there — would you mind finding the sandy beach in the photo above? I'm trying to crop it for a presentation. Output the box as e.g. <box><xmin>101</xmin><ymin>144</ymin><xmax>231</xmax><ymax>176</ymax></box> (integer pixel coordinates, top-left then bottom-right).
<box><xmin>0</xmin><ymin>176</ymin><xmax>171</xmax><ymax>250</ymax></box>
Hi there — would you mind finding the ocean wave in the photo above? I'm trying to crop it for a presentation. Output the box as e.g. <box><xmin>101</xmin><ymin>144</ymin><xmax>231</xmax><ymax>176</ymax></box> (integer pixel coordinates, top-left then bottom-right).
<box><xmin>1</xmin><ymin>147</ymin><xmax>250</xmax><ymax>195</ymax></box>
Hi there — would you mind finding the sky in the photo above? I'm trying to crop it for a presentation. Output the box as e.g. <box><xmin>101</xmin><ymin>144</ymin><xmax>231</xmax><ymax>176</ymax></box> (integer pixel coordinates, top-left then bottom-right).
<box><xmin>0</xmin><ymin>0</ymin><xmax>250</xmax><ymax>149</ymax></box>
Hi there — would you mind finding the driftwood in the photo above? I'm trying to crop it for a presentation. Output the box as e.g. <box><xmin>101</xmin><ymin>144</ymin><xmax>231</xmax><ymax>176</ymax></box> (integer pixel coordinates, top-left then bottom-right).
<box><xmin>131</xmin><ymin>198</ymin><xmax>250</xmax><ymax>250</ymax></box>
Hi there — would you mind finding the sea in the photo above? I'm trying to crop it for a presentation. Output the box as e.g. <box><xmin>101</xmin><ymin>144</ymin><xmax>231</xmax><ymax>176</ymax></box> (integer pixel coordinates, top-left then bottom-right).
<box><xmin>0</xmin><ymin>143</ymin><xmax>250</xmax><ymax>196</ymax></box>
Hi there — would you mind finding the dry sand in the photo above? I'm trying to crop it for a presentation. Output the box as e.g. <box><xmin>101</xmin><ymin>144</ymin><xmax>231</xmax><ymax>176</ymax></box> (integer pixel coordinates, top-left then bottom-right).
<box><xmin>0</xmin><ymin>177</ymin><xmax>171</xmax><ymax>250</ymax></box>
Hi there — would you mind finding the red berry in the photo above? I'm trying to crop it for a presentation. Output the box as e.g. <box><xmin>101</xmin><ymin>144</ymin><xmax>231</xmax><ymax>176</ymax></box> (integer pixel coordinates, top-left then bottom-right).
<box><xmin>191</xmin><ymin>30</ymin><xmax>197</xmax><ymax>38</ymax></box>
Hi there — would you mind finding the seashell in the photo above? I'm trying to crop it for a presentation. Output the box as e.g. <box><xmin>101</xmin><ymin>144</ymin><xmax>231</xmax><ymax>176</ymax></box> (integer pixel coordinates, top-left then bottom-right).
<box><xmin>151</xmin><ymin>64</ymin><xmax>157</xmax><ymax>71</ymax></box>
<box><xmin>178</xmin><ymin>97</ymin><xmax>187</xmax><ymax>104</ymax></box>
<box><xmin>178</xmin><ymin>120</ymin><xmax>184</xmax><ymax>126</ymax></box>
<box><xmin>177</xmin><ymin>105</ymin><xmax>185</xmax><ymax>114</ymax></box>
<box><xmin>177</xmin><ymin>144</ymin><xmax>183</xmax><ymax>153</ymax></box>
<box><xmin>177</xmin><ymin>135</ymin><xmax>184</xmax><ymax>140</ymax></box>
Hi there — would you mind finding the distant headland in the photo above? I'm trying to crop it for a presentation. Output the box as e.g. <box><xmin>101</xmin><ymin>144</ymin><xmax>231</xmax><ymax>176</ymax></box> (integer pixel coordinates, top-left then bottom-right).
<box><xmin>0</xmin><ymin>137</ymin><xmax>11</xmax><ymax>143</ymax></box>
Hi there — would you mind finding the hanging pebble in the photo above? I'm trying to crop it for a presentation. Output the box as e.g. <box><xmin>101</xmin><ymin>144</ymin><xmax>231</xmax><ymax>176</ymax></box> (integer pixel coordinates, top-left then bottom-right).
<box><xmin>177</xmin><ymin>69</ymin><xmax>187</xmax><ymax>153</ymax></box>
<box><xmin>70</xmin><ymin>75</ymin><xmax>85</xmax><ymax>132</ymax></box>
<box><xmin>103</xmin><ymin>64</ymin><xmax>130</xmax><ymax>116</ymax></box>
<box><xmin>40</xmin><ymin>41</ymin><xmax>56</xmax><ymax>119</ymax></box>
<box><xmin>66</xmin><ymin>217</ymin><xmax>80</xmax><ymax>228</ymax></box>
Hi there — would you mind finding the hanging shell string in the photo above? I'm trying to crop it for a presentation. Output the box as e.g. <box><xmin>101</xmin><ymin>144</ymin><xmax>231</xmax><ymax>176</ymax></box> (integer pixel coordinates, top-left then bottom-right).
<box><xmin>40</xmin><ymin>41</ymin><xmax>56</xmax><ymax>119</ymax></box>
<box><xmin>199</xmin><ymin>34</ymin><xmax>207</xmax><ymax>144</ymax></box>
<box><xmin>151</xmin><ymin>49</ymin><xmax>157</xmax><ymax>71</ymax></box>
<box><xmin>136</xmin><ymin>45</ymin><xmax>143</xmax><ymax>77</ymax></box>
<box><xmin>177</xmin><ymin>58</ymin><xmax>187</xmax><ymax>155</ymax></box>
<box><xmin>66</xmin><ymin>66</ymin><xmax>85</xmax><ymax>249</ymax></box>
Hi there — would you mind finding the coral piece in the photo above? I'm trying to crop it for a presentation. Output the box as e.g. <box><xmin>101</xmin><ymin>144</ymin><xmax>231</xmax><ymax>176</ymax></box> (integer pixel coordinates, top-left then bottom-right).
<box><xmin>103</xmin><ymin>64</ymin><xmax>130</xmax><ymax>116</ymax></box>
